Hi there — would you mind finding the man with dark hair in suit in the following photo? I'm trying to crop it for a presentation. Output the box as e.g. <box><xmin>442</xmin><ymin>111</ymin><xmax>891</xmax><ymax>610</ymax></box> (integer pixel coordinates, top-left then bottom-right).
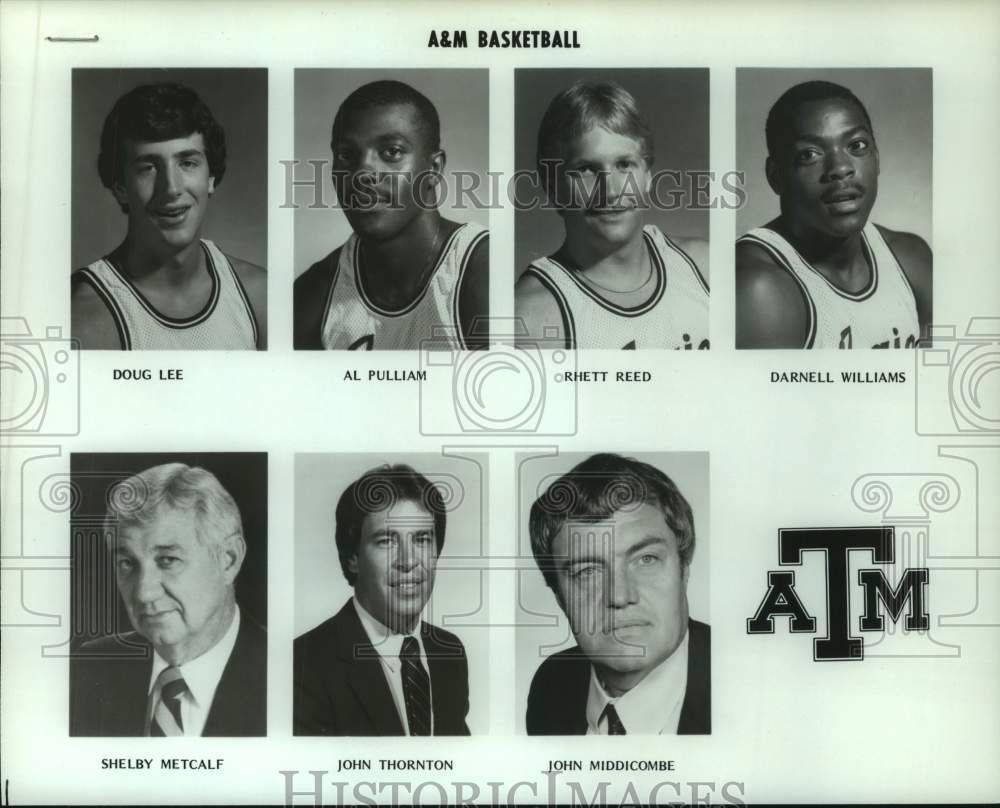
<box><xmin>70</xmin><ymin>463</ymin><xmax>266</xmax><ymax>736</ymax></box>
<box><xmin>293</xmin><ymin>464</ymin><xmax>470</xmax><ymax>735</ymax></box>
<box><xmin>526</xmin><ymin>453</ymin><xmax>710</xmax><ymax>735</ymax></box>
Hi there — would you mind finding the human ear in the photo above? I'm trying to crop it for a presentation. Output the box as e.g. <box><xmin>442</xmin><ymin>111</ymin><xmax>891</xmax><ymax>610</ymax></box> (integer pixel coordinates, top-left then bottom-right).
<box><xmin>112</xmin><ymin>180</ymin><xmax>130</xmax><ymax>210</ymax></box>
<box><xmin>220</xmin><ymin>533</ymin><xmax>247</xmax><ymax>583</ymax></box>
<box><xmin>429</xmin><ymin>148</ymin><xmax>446</xmax><ymax>178</ymax></box>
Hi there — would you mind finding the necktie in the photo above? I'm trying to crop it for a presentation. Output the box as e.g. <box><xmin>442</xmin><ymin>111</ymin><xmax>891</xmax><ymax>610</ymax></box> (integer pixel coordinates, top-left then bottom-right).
<box><xmin>149</xmin><ymin>666</ymin><xmax>188</xmax><ymax>736</ymax></box>
<box><xmin>602</xmin><ymin>703</ymin><xmax>627</xmax><ymax>735</ymax></box>
<box><xmin>400</xmin><ymin>636</ymin><xmax>431</xmax><ymax>736</ymax></box>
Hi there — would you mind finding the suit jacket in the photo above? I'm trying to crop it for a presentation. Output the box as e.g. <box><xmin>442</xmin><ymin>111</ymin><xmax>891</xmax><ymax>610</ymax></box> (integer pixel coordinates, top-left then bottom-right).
<box><xmin>69</xmin><ymin>614</ymin><xmax>267</xmax><ymax>737</ymax></box>
<box><xmin>526</xmin><ymin>618</ymin><xmax>711</xmax><ymax>735</ymax></box>
<box><xmin>293</xmin><ymin>600</ymin><xmax>471</xmax><ymax>736</ymax></box>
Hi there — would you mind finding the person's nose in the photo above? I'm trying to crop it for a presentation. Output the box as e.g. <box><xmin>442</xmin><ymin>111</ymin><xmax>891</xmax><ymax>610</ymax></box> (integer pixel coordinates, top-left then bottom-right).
<box><xmin>606</xmin><ymin>561</ymin><xmax>638</xmax><ymax>609</ymax></box>
<box><xmin>824</xmin><ymin>147</ymin><xmax>856</xmax><ymax>182</ymax></box>
<box><xmin>156</xmin><ymin>162</ymin><xmax>182</xmax><ymax>199</ymax></box>
<box><xmin>355</xmin><ymin>149</ymin><xmax>381</xmax><ymax>183</ymax></box>
<box><xmin>591</xmin><ymin>168</ymin><xmax>612</xmax><ymax>208</ymax></box>
<box><xmin>133</xmin><ymin>562</ymin><xmax>165</xmax><ymax>606</ymax></box>
<box><xmin>394</xmin><ymin>535</ymin><xmax>418</xmax><ymax>570</ymax></box>
<box><xmin>607</xmin><ymin>166</ymin><xmax>632</xmax><ymax>205</ymax></box>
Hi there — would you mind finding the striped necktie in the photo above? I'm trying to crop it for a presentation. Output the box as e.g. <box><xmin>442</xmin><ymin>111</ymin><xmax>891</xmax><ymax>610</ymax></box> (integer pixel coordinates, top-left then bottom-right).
<box><xmin>149</xmin><ymin>666</ymin><xmax>188</xmax><ymax>737</ymax></box>
<box><xmin>400</xmin><ymin>636</ymin><xmax>431</xmax><ymax>736</ymax></box>
<box><xmin>602</xmin><ymin>703</ymin><xmax>627</xmax><ymax>735</ymax></box>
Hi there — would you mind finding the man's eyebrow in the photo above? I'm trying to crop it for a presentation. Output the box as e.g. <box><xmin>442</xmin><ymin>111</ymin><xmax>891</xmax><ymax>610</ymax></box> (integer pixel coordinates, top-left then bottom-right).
<box><xmin>556</xmin><ymin>534</ymin><xmax>668</xmax><ymax>568</ymax></box>
<box><xmin>373</xmin><ymin>132</ymin><xmax>414</xmax><ymax>145</ymax></box>
<box><xmin>150</xmin><ymin>543</ymin><xmax>185</xmax><ymax>553</ymax></box>
<box><xmin>625</xmin><ymin>535</ymin><xmax>670</xmax><ymax>555</ymax></box>
<box><xmin>130</xmin><ymin>148</ymin><xmax>205</xmax><ymax>163</ymax></box>
<box><xmin>792</xmin><ymin>125</ymin><xmax>872</xmax><ymax>145</ymax></box>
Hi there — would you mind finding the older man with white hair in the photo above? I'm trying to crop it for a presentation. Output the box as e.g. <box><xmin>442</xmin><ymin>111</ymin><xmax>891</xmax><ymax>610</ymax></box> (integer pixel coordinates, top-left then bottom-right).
<box><xmin>70</xmin><ymin>463</ymin><xmax>266</xmax><ymax>736</ymax></box>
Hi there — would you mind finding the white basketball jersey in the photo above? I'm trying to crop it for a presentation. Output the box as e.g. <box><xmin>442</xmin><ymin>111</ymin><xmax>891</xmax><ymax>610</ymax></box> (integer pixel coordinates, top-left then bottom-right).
<box><xmin>74</xmin><ymin>240</ymin><xmax>258</xmax><ymax>350</ymax></box>
<box><xmin>737</xmin><ymin>223</ymin><xmax>920</xmax><ymax>349</ymax></box>
<box><xmin>320</xmin><ymin>222</ymin><xmax>487</xmax><ymax>350</ymax></box>
<box><xmin>522</xmin><ymin>225</ymin><xmax>710</xmax><ymax>350</ymax></box>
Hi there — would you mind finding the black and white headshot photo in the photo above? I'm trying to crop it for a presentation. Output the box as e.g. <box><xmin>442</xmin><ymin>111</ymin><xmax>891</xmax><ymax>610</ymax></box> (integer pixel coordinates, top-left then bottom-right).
<box><xmin>516</xmin><ymin>452</ymin><xmax>710</xmax><ymax>735</ymax></box>
<box><xmin>514</xmin><ymin>69</ymin><xmax>710</xmax><ymax>350</ymax></box>
<box><xmin>293</xmin><ymin>453</ymin><xmax>489</xmax><ymax>735</ymax></box>
<box><xmin>735</xmin><ymin>68</ymin><xmax>933</xmax><ymax>349</ymax></box>
<box><xmin>293</xmin><ymin>69</ymin><xmax>489</xmax><ymax>351</ymax></box>
<box><xmin>70</xmin><ymin>69</ymin><xmax>267</xmax><ymax>351</ymax></box>
<box><xmin>69</xmin><ymin>453</ymin><xmax>267</xmax><ymax>737</ymax></box>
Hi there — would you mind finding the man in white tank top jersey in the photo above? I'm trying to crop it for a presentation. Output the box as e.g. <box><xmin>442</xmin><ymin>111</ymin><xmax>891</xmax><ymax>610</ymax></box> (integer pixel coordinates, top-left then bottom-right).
<box><xmin>735</xmin><ymin>80</ymin><xmax>932</xmax><ymax>349</ymax></box>
<box><xmin>294</xmin><ymin>80</ymin><xmax>489</xmax><ymax>351</ymax></box>
<box><xmin>515</xmin><ymin>81</ymin><xmax>709</xmax><ymax>351</ymax></box>
<box><xmin>71</xmin><ymin>83</ymin><xmax>266</xmax><ymax>350</ymax></box>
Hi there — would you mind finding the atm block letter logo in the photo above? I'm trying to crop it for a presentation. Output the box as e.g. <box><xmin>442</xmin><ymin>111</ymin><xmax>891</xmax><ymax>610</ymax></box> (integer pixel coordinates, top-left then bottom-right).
<box><xmin>747</xmin><ymin>527</ymin><xmax>930</xmax><ymax>661</ymax></box>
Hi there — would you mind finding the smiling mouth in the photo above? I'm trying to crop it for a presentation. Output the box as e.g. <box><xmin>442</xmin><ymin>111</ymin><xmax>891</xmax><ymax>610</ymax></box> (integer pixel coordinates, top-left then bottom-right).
<box><xmin>390</xmin><ymin>580</ymin><xmax>426</xmax><ymax>590</ymax></box>
<box><xmin>151</xmin><ymin>206</ymin><xmax>191</xmax><ymax>224</ymax></box>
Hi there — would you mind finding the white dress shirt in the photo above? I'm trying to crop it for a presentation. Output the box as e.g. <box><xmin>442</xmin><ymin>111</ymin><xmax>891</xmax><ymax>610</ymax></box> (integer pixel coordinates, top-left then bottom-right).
<box><xmin>585</xmin><ymin>629</ymin><xmax>689</xmax><ymax>735</ymax></box>
<box><xmin>352</xmin><ymin>597</ymin><xmax>434</xmax><ymax>735</ymax></box>
<box><xmin>147</xmin><ymin>606</ymin><xmax>241</xmax><ymax>737</ymax></box>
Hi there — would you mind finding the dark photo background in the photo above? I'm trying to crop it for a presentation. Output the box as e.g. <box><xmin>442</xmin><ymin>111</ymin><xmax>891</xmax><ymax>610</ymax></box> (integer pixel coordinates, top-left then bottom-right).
<box><xmin>69</xmin><ymin>452</ymin><xmax>268</xmax><ymax>651</ymax></box>
<box><xmin>735</xmin><ymin>67</ymin><xmax>932</xmax><ymax>244</ymax></box>
<box><xmin>514</xmin><ymin>68</ymin><xmax>709</xmax><ymax>278</ymax></box>
<box><xmin>71</xmin><ymin>68</ymin><xmax>268</xmax><ymax>271</ymax></box>
<box><xmin>293</xmin><ymin>68</ymin><xmax>489</xmax><ymax>278</ymax></box>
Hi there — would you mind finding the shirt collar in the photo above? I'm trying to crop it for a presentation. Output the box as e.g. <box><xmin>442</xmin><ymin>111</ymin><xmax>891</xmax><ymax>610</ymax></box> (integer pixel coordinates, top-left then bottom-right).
<box><xmin>149</xmin><ymin>606</ymin><xmax>241</xmax><ymax>709</ymax></box>
<box><xmin>352</xmin><ymin>596</ymin><xmax>423</xmax><ymax>674</ymax></box>
<box><xmin>585</xmin><ymin>627</ymin><xmax>689</xmax><ymax>735</ymax></box>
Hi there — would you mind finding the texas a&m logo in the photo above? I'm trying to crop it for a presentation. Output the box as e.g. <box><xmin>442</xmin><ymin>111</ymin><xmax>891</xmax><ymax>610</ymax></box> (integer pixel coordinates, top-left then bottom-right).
<box><xmin>747</xmin><ymin>527</ymin><xmax>929</xmax><ymax>661</ymax></box>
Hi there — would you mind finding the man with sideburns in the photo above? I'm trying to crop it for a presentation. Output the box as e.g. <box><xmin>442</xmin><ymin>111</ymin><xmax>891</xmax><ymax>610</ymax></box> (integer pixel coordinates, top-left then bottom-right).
<box><xmin>526</xmin><ymin>453</ymin><xmax>710</xmax><ymax>735</ymax></box>
<box><xmin>70</xmin><ymin>463</ymin><xmax>266</xmax><ymax>736</ymax></box>
<box><xmin>293</xmin><ymin>464</ymin><xmax>471</xmax><ymax>735</ymax></box>
<box><xmin>72</xmin><ymin>83</ymin><xmax>266</xmax><ymax>350</ymax></box>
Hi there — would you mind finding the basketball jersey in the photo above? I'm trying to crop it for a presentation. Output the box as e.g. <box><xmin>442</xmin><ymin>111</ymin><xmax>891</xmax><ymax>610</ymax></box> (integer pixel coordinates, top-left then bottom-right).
<box><xmin>74</xmin><ymin>240</ymin><xmax>258</xmax><ymax>350</ymax></box>
<box><xmin>522</xmin><ymin>225</ymin><xmax>710</xmax><ymax>350</ymax></box>
<box><xmin>320</xmin><ymin>222</ymin><xmax>487</xmax><ymax>350</ymax></box>
<box><xmin>737</xmin><ymin>223</ymin><xmax>920</xmax><ymax>349</ymax></box>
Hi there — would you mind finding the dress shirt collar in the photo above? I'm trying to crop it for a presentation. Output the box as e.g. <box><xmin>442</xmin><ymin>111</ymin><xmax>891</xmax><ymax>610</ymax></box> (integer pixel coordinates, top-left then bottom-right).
<box><xmin>352</xmin><ymin>596</ymin><xmax>424</xmax><ymax>672</ymax></box>
<box><xmin>585</xmin><ymin>627</ymin><xmax>689</xmax><ymax>735</ymax></box>
<box><xmin>148</xmin><ymin>605</ymin><xmax>241</xmax><ymax>711</ymax></box>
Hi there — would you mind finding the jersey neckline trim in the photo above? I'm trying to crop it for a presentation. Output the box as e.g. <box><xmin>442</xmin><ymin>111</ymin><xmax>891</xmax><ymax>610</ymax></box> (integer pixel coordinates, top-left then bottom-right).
<box><xmin>73</xmin><ymin>269</ymin><xmax>133</xmax><ymax>350</ymax></box>
<box><xmin>541</xmin><ymin>229</ymin><xmax>665</xmax><ymax>317</ymax></box>
<box><xmin>522</xmin><ymin>266</ymin><xmax>576</xmax><ymax>349</ymax></box>
<box><xmin>353</xmin><ymin>223</ymin><xmax>465</xmax><ymax>318</ymax></box>
<box><xmin>103</xmin><ymin>241</ymin><xmax>222</xmax><ymax>329</ymax></box>
<box><xmin>738</xmin><ymin>233</ymin><xmax>818</xmax><ymax>349</ymax></box>
<box><xmin>450</xmin><ymin>228</ymin><xmax>488</xmax><ymax>349</ymax></box>
<box><xmin>751</xmin><ymin>225</ymin><xmax>880</xmax><ymax>303</ymax></box>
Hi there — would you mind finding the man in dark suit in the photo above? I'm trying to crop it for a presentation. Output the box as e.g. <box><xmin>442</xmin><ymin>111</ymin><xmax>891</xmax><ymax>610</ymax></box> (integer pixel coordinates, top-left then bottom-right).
<box><xmin>70</xmin><ymin>463</ymin><xmax>266</xmax><ymax>736</ymax></box>
<box><xmin>293</xmin><ymin>464</ymin><xmax>470</xmax><ymax>735</ymax></box>
<box><xmin>525</xmin><ymin>453</ymin><xmax>711</xmax><ymax>735</ymax></box>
